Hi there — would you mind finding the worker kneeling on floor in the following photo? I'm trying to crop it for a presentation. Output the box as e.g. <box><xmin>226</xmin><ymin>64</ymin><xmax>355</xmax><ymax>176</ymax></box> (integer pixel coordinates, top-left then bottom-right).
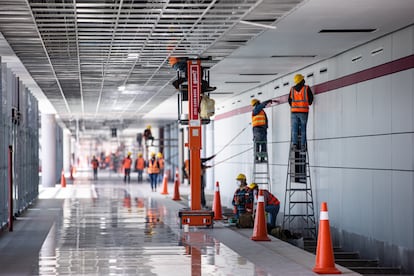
<box><xmin>249</xmin><ymin>183</ymin><xmax>280</xmax><ymax>232</ymax></box>
<box><xmin>232</xmin><ymin>173</ymin><xmax>254</xmax><ymax>228</ymax></box>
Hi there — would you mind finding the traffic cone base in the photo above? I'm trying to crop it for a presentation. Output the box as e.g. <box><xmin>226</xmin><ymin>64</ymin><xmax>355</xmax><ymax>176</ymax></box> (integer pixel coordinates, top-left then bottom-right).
<box><xmin>313</xmin><ymin>202</ymin><xmax>341</xmax><ymax>274</ymax></box>
<box><xmin>172</xmin><ymin>168</ymin><xmax>181</xmax><ymax>201</ymax></box>
<box><xmin>60</xmin><ymin>170</ymin><xmax>67</xmax><ymax>188</ymax></box>
<box><xmin>251</xmin><ymin>190</ymin><xmax>270</xmax><ymax>241</ymax></box>
<box><xmin>160</xmin><ymin>174</ymin><xmax>169</xmax><ymax>195</ymax></box>
<box><xmin>213</xmin><ymin>181</ymin><xmax>223</xmax><ymax>220</ymax></box>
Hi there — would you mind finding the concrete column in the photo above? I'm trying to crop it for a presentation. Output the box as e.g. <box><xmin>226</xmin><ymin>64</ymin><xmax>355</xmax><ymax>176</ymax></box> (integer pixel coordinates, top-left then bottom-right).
<box><xmin>41</xmin><ymin>113</ymin><xmax>56</xmax><ymax>187</ymax></box>
<box><xmin>63</xmin><ymin>129</ymin><xmax>71</xmax><ymax>173</ymax></box>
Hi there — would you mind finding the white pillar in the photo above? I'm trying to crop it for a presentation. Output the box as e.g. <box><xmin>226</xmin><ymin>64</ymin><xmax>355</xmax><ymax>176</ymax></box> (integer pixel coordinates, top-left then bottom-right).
<box><xmin>205</xmin><ymin>121</ymin><xmax>215</xmax><ymax>191</ymax></box>
<box><xmin>41</xmin><ymin>113</ymin><xmax>57</xmax><ymax>187</ymax></box>
<box><xmin>63</xmin><ymin>129</ymin><xmax>71</xmax><ymax>173</ymax></box>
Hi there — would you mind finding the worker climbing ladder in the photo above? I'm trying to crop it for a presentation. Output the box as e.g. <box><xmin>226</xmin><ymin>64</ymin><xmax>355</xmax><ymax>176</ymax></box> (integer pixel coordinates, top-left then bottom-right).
<box><xmin>283</xmin><ymin>140</ymin><xmax>317</xmax><ymax>240</ymax></box>
<box><xmin>252</xmin><ymin>141</ymin><xmax>271</xmax><ymax>192</ymax></box>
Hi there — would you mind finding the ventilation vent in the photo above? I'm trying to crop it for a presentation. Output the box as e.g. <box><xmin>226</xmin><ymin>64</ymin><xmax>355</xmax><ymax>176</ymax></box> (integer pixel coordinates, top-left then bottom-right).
<box><xmin>306</xmin><ymin>73</ymin><xmax>314</xmax><ymax>78</ymax></box>
<box><xmin>271</xmin><ymin>55</ymin><xmax>316</xmax><ymax>58</ymax></box>
<box><xmin>239</xmin><ymin>73</ymin><xmax>278</xmax><ymax>76</ymax></box>
<box><xmin>371</xmin><ymin>47</ymin><xmax>383</xmax><ymax>56</ymax></box>
<box><xmin>258</xmin><ymin>92</ymin><xmax>262</xmax><ymax>95</ymax></box>
<box><xmin>274</xmin><ymin>85</ymin><xmax>279</xmax><ymax>90</ymax></box>
<box><xmin>319</xmin><ymin>29</ymin><xmax>376</xmax><ymax>33</ymax></box>
<box><xmin>225</xmin><ymin>81</ymin><xmax>260</xmax><ymax>84</ymax></box>
<box><xmin>351</xmin><ymin>55</ymin><xmax>362</xmax><ymax>63</ymax></box>
<box><xmin>319</xmin><ymin>68</ymin><xmax>328</xmax><ymax>73</ymax></box>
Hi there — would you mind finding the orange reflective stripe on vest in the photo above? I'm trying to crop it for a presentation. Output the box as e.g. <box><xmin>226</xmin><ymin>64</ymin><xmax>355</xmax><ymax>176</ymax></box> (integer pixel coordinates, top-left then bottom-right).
<box><xmin>252</xmin><ymin>110</ymin><xmax>266</xmax><ymax>127</ymax></box>
<box><xmin>158</xmin><ymin>158</ymin><xmax>164</xmax><ymax>169</ymax></box>
<box><xmin>147</xmin><ymin>159</ymin><xmax>160</xmax><ymax>174</ymax></box>
<box><xmin>291</xmin><ymin>86</ymin><xmax>309</xmax><ymax>113</ymax></box>
<box><xmin>136</xmin><ymin>158</ymin><xmax>145</xmax><ymax>170</ymax></box>
<box><xmin>124</xmin><ymin>158</ymin><xmax>132</xmax><ymax>169</ymax></box>
<box><xmin>265</xmin><ymin>190</ymin><xmax>280</xmax><ymax>206</ymax></box>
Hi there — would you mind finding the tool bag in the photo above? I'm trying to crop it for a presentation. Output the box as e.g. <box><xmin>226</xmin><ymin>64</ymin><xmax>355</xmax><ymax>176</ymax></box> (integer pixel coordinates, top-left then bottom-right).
<box><xmin>237</xmin><ymin>212</ymin><xmax>254</xmax><ymax>228</ymax></box>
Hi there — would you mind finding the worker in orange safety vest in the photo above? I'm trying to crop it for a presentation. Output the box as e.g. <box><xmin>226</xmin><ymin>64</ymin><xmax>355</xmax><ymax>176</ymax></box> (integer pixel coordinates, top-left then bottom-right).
<box><xmin>135</xmin><ymin>153</ymin><xmax>145</xmax><ymax>183</ymax></box>
<box><xmin>91</xmin><ymin>155</ymin><xmax>99</xmax><ymax>180</ymax></box>
<box><xmin>248</xmin><ymin>183</ymin><xmax>280</xmax><ymax>231</ymax></box>
<box><xmin>288</xmin><ymin>73</ymin><xmax>313</xmax><ymax>151</ymax></box>
<box><xmin>122</xmin><ymin>152</ymin><xmax>133</xmax><ymax>183</ymax></box>
<box><xmin>147</xmin><ymin>152</ymin><xmax>160</xmax><ymax>192</ymax></box>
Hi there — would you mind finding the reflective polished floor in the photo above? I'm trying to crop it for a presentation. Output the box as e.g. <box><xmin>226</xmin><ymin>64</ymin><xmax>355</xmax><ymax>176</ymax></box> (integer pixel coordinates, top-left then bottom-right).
<box><xmin>4</xmin><ymin>170</ymin><xmax>359</xmax><ymax>276</ymax></box>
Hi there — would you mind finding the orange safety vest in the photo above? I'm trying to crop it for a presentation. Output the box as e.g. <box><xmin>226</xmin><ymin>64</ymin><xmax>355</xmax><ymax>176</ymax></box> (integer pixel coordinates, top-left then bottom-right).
<box><xmin>264</xmin><ymin>190</ymin><xmax>280</xmax><ymax>206</ymax></box>
<box><xmin>158</xmin><ymin>158</ymin><xmax>164</xmax><ymax>169</ymax></box>
<box><xmin>123</xmin><ymin>157</ymin><xmax>132</xmax><ymax>169</ymax></box>
<box><xmin>290</xmin><ymin>85</ymin><xmax>310</xmax><ymax>113</ymax></box>
<box><xmin>136</xmin><ymin>157</ymin><xmax>145</xmax><ymax>170</ymax></box>
<box><xmin>169</xmin><ymin>56</ymin><xmax>178</xmax><ymax>67</ymax></box>
<box><xmin>91</xmin><ymin>159</ymin><xmax>99</xmax><ymax>169</ymax></box>
<box><xmin>252</xmin><ymin>110</ymin><xmax>267</xmax><ymax>127</ymax></box>
<box><xmin>147</xmin><ymin>159</ymin><xmax>160</xmax><ymax>174</ymax></box>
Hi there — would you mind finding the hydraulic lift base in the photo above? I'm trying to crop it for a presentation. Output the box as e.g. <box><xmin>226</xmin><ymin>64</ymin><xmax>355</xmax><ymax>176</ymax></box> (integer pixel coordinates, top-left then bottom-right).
<box><xmin>179</xmin><ymin>209</ymin><xmax>214</xmax><ymax>228</ymax></box>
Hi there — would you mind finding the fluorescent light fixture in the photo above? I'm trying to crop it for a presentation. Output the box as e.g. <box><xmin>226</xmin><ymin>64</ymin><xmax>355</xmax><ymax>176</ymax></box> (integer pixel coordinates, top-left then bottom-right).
<box><xmin>118</xmin><ymin>85</ymin><xmax>125</xmax><ymax>92</ymax></box>
<box><xmin>239</xmin><ymin>20</ymin><xmax>276</xmax><ymax>30</ymax></box>
<box><xmin>127</xmin><ymin>53</ymin><xmax>139</xmax><ymax>59</ymax></box>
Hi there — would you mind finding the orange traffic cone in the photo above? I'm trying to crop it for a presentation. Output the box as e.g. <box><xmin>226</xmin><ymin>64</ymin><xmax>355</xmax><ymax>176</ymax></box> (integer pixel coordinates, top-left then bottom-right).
<box><xmin>172</xmin><ymin>168</ymin><xmax>181</xmax><ymax>201</ymax></box>
<box><xmin>251</xmin><ymin>189</ymin><xmax>270</xmax><ymax>241</ymax></box>
<box><xmin>70</xmin><ymin>165</ymin><xmax>75</xmax><ymax>180</ymax></box>
<box><xmin>213</xmin><ymin>181</ymin><xmax>223</xmax><ymax>220</ymax></box>
<box><xmin>313</xmin><ymin>202</ymin><xmax>341</xmax><ymax>274</ymax></box>
<box><xmin>160</xmin><ymin>173</ymin><xmax>169</xmax><ymax>195</ymax></box>
<box><xmin>60</xmin><ymin>170</ymin><xmax>66</xmax><ymax>188</ymax></box>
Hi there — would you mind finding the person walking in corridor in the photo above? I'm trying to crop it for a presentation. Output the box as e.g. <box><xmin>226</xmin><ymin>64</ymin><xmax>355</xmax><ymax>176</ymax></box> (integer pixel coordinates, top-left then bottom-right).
<box><xmin>91</xmin><ymin>155</ymin><xmax>99</xmax><ymax>180</ymax></box>
<box><xmin>147</xmin><ymin>152</ymin><xmax>160</xmax><ymax>192</ymax></box>
<box><xmin>135</xmin><ymin>153</ymin><xmax>145</xmax><ymax>182</ymax></box>
<box><xmin>123</xmin><ymin>152</ymin><xmax>132</xmax><ymax>183</ymax></box>
<box><xmin>288</xmin><ymin>74</ymin><xmax>313</xmax><ymax>151</ymax></box>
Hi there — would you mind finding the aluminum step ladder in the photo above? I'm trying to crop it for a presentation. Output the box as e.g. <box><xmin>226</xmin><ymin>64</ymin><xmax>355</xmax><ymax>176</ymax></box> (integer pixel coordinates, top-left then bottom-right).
<box><xmin>282</xmin><ymin>142</ymin><xmax>317</xmax><ymax>240</ymax></box>
<box><xmin>252</xmin><ymin>141</ymin><xmax>271</xmax><ymax>192</ymax></box>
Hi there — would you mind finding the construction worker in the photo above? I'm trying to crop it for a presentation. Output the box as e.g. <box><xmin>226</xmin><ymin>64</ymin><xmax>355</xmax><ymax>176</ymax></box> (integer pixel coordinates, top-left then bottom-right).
<box><xmin>147</xmin><ymin>152</ymin><xmax>160</xmax><ymax>192</ymax></box>
<box><xmin>248</xmin><ymin>183</ymin><xmax>280</xmax><ymax>231</ymax></box>
<box><xmin>232</xmin><ymin>174</ymin><xmax>253</xmax><ymax>219</ymax></box>
<box><xmin>157</xmin><ymin>152</ymin><xmax>165</xmax><ymax>183</ymax></box>
<box><xmin>251</xmin><ymin>98</ymin><xmax>278</xmax><ymax>162</ymax></box>
<box><xmin>288</xmin><ymin>73</ymin><xmax>313</xmax><ymax>151</ymax></box>
<box><xmin>91</xmin><ymin>155</ymin><xmax>99</xmax><ymax>180</ymax></box>
<box><xmin>135</xmin><ymin>153</ymin><xmax>145</xmax><ymax>182</ymax></box>
<box><xmin>122</xmin><ymin>152</ymin><xmax>133</xmax><ymax>183</ymax></box>
<box><xmin>143</xmin><ymin>125</ymin><xmax>154</xmax><ymax>146</ymax></box>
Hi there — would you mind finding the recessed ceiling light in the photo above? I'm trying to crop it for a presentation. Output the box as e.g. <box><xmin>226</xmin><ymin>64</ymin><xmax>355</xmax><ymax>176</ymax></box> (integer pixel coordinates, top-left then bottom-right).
<box><xmin>225</xmin><ymin>81</ymin><xmax>260</xmax><ymax>84</ymax></box>
<box><xmin>118</xmin><ymin>85</ymin><xmax>125</xmax><ymax>92</ymax></box>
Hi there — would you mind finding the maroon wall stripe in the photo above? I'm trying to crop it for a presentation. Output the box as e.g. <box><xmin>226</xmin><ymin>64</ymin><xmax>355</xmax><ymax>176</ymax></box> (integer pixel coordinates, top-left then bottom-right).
<box><xmin>215</xmin><ymin>54</ymin><xmax>414</xmax><ymax>121</ymax></box>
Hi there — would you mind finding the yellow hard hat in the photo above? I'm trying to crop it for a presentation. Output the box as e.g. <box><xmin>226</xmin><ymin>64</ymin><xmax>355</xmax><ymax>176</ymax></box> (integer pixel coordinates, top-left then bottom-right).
<box><xmin>138</xmin><ymin>153</ymin><xmax>143</xmax><ymax>157</ymax></box>
<box><xmin>236</xmin><ymin>173</ymin><xmax>246</xmax><ymax>181</ymax></box>
<box><xmin>157</xmin><ymin>152</ymin><xmax>163</xmax><ymax>158</ymax></box>
<box><xmin>293</xmin><ymin>74</ymin><xmax>304</xmax><ymax>85</ymax></box>
<box><xmin>150</xmin><ymin>152</ymin><xmax>156</xmax><ymax>157</ymax></box>
<box><xmin>127</xmin><ymin>152</ymin><xmax>132</xmax><ymax>156</ymax></box>
<box><xmin>251</xmin><ymin>99</ymin><xmax>259</xmax><ymax>106</ymax></box>
<box><xmin>146</xmin><ymin>125</ymin><xmax>151</xmax><ymax>129</ymax></box>
<box><xmin>249</xmin><ymin>183</ymin><xmax>258</xmax><ymax>190</ymax></box>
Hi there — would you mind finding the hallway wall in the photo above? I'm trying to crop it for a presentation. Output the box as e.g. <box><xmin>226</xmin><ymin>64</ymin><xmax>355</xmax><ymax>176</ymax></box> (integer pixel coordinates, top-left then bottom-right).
<box><xmin>211</xmin><ymin>25</ymin><xmax>414</xmax><ymax>272</ymax></box>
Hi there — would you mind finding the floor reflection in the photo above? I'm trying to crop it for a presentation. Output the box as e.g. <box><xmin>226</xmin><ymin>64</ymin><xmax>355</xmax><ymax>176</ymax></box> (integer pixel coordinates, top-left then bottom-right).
<box><xmin>35</xmin><ymin>182</ymin><xmax>267</xmax><ymax>275</ymax></box>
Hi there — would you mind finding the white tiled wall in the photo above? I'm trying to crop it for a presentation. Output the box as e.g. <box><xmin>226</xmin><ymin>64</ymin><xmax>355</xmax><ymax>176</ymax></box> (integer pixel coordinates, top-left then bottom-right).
<box><xmin>211</xmin><ymin>25</ymin><xmax>414</xmax><ymax>252</ymax></box>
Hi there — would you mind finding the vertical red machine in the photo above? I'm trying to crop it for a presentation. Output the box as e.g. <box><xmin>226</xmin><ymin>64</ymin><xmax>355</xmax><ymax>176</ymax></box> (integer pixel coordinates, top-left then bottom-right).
<box><xmin>178</xmin><ymin>59</ymin><xmax>214</xmax><ymax>228</ymax></box>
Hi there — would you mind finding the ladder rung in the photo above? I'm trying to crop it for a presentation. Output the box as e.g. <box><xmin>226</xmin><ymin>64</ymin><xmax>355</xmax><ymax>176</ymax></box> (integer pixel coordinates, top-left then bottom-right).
<box><xmin>287</xmin><ymin>188</ymin><xmax>311</xmax><ymax>191</ymax></box>
<box><xmin>290</xmin><ymin>201</ymin><xmax>314</xmax><ymax>204</ymax></box>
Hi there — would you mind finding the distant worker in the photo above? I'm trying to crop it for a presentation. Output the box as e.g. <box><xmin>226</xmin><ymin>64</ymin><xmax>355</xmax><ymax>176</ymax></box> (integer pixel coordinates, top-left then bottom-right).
<box><xmin>288</xmin><ymin>74</ymin><xmax>313</xmax><ymax>151</ymax></box>
<box><xmin>136</xmin><ymin>132</ymin><xmax>143</xmax><ymax>149</ymax></box>
<box><xmin>248</xmin><ymin>183</ymin><xmax>280</xmax><ymax>231</ymax></box>
<box><xmin>122</xmin><ymin>152</ymin><xmax>133</xmax><ymax>183</ymax></box>
<box><xmin>157</xmin><ymin>152</ymin><xmax>165</xmax><ymax>183</ymax></box>
<box><xmin>143</xmin><ymin>125</ymin><xmax>154</xmax><ymax>146</ymax></box>
<box><xmin>91</xmin><ymin>155</ymin><xmax>99</xmax><ymax>180</ymax></box>
<box><xmin>232</xmin><ymin>174</ymin><xmax>253</xmax><ymax>219</ymax></box>
<box><xmin>147</xmin><ymin>152</ymin><xmax>160</xmax><ymax>192</ymax></box>
<box><xmin>135</xmin><ymin>153</ymin><xmax>145</xmax><ymax>182</ymax></box>
<box><xmin>251</xmin><ymin>98</ymin><xmax>278</xmax><ymax>162</ymax></box>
